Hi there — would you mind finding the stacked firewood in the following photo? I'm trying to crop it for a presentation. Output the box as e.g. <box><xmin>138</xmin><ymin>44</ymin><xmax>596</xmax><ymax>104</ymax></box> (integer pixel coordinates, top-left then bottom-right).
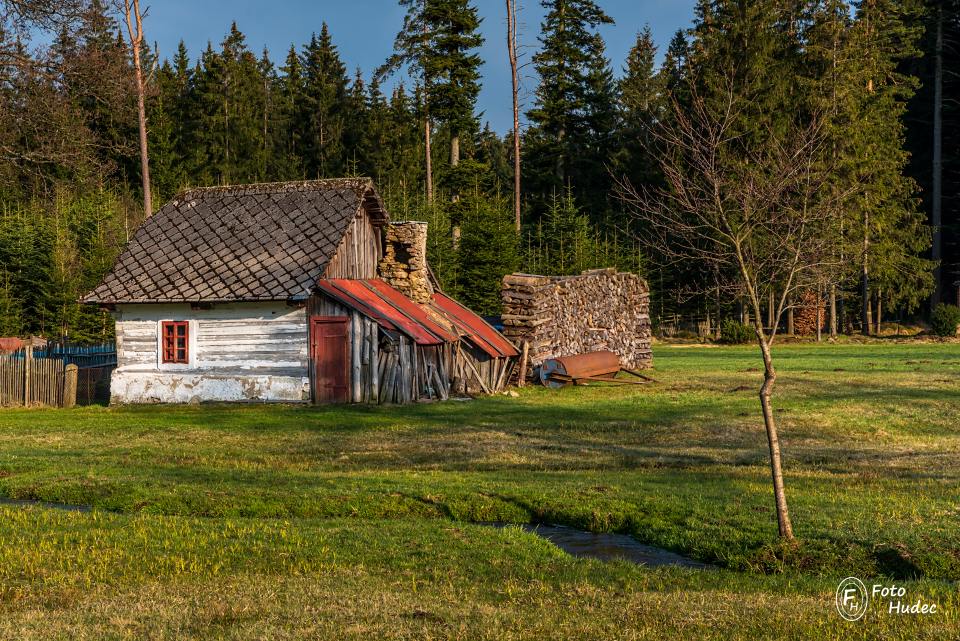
<box><xmin>501</xmin><ymin>269</ymin><xmax>653</xmax><ymax>370</ymax></box>
<box><xmin>792</xmin><ymin>290</ymin><xmax>825</xmax><ymax>336</ymax></box>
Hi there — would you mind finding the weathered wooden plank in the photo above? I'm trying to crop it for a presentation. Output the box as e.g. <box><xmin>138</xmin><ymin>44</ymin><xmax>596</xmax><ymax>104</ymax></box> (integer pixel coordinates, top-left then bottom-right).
<box><xmin>369</xmin><ymin>321</ymin><xmax>379</xmax><ymax>404</ymax></box>
<box><xmin>351</xmin><ymin>312</ymin><xmax>362</xmax><ymax>403</ymax></box>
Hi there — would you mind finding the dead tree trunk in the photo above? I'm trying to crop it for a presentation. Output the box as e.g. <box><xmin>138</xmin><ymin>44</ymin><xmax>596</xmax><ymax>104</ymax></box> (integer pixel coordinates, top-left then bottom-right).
<box><xmin>425</xmin><ymin>110</ymin><xmax>433</xmax><ymax>205</ymax></box>
<box><xmin>122</xmin><ymin>0</ymin><xmax>152</xmax><ymax>216</ymax></box>
<box><xmin>507</xmin><ymin>0</ymin><xmax>521</xmax><ymax>233</ymax></box>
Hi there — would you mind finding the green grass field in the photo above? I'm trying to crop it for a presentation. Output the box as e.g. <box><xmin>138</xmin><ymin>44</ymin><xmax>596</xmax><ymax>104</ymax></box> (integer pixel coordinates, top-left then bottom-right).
<box><xmin>0</xmin><ymin>342</ymin><xmax>958</xmax><ymax>639</ymax></box>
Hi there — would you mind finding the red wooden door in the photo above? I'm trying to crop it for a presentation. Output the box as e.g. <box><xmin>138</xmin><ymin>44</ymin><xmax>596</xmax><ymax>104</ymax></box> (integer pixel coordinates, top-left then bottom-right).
<box><xmin>310</xmin><ymin>316</ymin><xmax>350</xmax><ymax>403</ymax></box>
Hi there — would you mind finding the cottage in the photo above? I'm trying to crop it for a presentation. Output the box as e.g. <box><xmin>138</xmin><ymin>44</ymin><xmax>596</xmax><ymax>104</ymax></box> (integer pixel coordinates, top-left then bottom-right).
<box><xmin>83</xmin><ymin>179</ymin><xmax>517</xmax><ymax>404</ymax></box>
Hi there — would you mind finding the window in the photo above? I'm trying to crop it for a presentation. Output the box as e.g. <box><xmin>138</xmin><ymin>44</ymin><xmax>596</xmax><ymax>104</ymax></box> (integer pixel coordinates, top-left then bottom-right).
<box><xmin>161</xmin><ymin>321</ymin><xmax>189</xmax><ymax>364</ymax></box>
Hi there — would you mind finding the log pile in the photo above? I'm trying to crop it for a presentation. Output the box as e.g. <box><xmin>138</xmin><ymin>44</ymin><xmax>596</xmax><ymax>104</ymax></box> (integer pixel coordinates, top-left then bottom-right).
<box><xmin>793</xmin><ymin>290</ymin><xmax>825</xmax><ymax>336</ymax></box>
<box><xmin>501</xmin><ymin>269</ymin><xmax>652</xmax><ymax>370</ymax></box>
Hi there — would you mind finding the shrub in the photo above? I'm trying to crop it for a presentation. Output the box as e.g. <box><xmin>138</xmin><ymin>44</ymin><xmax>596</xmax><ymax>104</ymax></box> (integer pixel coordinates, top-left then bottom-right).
<box><xmin>720</xmin><ymin>319</ymin><xmax>755</xmax><ymax>344</ymax></box>
<box><xmin>930</xmin><ymin>304</ymin><xmax>960</xmax><ymax>337</ymax></box>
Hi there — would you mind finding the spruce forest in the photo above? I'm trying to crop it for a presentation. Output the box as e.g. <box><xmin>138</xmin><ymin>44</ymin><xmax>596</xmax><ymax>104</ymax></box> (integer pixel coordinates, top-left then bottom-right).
<box><xmin>1</xmin><ymin>0</ymin><xmax>958</xmax><ymax>342</ymax></box>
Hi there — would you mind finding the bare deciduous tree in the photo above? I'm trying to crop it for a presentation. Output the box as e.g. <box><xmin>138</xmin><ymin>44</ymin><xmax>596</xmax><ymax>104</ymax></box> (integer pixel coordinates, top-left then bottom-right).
<box><xmin>119</xmin><ymin>0</ymin><xmax>152</xmax><ymax>216</ymax></box>
<box><xmin>618</xmin><ymin>79</ymin><xmax>847</xmax><ymax>540</ymax></box>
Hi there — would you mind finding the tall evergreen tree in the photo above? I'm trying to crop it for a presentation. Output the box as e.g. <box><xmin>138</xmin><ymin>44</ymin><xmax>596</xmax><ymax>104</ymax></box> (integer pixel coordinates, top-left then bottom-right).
<box><xmin>191</xmin><ymin>25</ymin><xmax>267</xmax><ymax>185</ymax></box>
<box><xmin>421</xmin><ymin>0</ymin><xmax>484</xmax><ymax>168</ymax></box>
<box><xmin>273</xmin><ymin>45</ymin><xmax>306</xmax><ymax>179</ymax></box>
<box><xmin>524</xmin><ymin>0</ymin><xmax>618</xmax><ymax>223</ymax></box>
<box><xmin>300</xmin><ymin>24</ymin><xmax>349</xmax><ymax>178</ymax></box>
<box><xmin>150</xmin><ymin>59</ymin><xmax>187</xmax><ymax>200</ymax></box>
<box><xmin>613</xmin><ymin>26</ymin><xmax>663</xmax><ymax>191</ymax></box>
<box><xmin>849</xmin><ymin>0</ymin><xmax>933</xmax><ymax>331</ymax></box>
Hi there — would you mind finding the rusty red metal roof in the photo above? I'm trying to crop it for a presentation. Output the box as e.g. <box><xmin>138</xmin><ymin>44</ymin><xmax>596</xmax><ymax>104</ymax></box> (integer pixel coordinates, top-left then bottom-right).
<box><xmin>431</xmin><ymin>293</ymin><xmax>520</xmax><ymax>358</ymax></box>
<box><xmin>316</xmin><ymin>279</ymin><xmax>517</xmax><ymax>357</ymax></box>
<box><xmin>316</xmin><ymin>280</ymin><xmax>400</xmax><ymax>332</ymax></box>
<box><xmin>362</xmin><ymin>280</ymin><xmax>459</xmax><ymax>343</ymax></box>
<box><xmin>0</xmin><ymin>337</ymin><xmax>24</xmax><ymax>353</ymax></box>
<box><xmin>317</xmin><ymin>279</ymin><xmax>454</xmax><ymax>346</ymax></box>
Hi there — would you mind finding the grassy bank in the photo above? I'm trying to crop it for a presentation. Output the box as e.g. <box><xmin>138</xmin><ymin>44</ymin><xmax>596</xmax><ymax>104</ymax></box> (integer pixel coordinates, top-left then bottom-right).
<box><xmin>0</xmin><ymin>343</ymin><xmax>958</xmax><ymax>638</ymax></box>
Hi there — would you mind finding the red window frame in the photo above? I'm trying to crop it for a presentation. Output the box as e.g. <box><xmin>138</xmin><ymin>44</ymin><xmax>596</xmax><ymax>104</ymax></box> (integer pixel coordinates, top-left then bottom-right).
<box><xmin>161</xmin><ymin>321</ymin><xmax>189</xmax><ymax>364</ymax></box>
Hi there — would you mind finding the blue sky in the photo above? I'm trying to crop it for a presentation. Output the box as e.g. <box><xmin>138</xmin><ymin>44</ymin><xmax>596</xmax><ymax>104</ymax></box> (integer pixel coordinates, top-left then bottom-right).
<box><xmin>145</xmin><ymin>0</ymin><xmax>697</xmax><ymax>133</ymax></box>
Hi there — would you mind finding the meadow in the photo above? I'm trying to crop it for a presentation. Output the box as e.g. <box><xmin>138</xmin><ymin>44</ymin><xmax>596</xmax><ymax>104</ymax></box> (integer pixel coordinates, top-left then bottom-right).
<box><xmin>0</xmin><ymin>342</ymin><xmax>957</xmax><ymax>639</ymax></box>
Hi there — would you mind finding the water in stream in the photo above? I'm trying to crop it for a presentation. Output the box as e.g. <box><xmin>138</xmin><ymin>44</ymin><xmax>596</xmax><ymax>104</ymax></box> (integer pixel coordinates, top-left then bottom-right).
<box><xmin>489</xmin><ymin>523</ymin><xmax>712</xmax><ymax>569</ymax></box>
<box><xmin>0</xmin><ymin>499</ymin><xmax>710</xmax><ymax>569</ymax></box>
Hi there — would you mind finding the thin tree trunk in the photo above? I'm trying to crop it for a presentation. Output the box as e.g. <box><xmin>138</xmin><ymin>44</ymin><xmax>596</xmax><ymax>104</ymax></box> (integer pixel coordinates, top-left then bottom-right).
<box><xmin>758</xmin><ymin>336</ymin><xmax>793</xmax><ymax>539</ymax></box>
<box><xmin>829</xmin><ymin>285</ymin><xmax>837</xmax><ymax>338</ymax></box>
<box><xmin>861</xmin><ymin>209</ymin><xmax>870</xmax><ymax>335</ymax></box>
<box><xmin>931</xmin><ymin>4</ymin><xmax>944</xmax><ymax>308</ymax></box>
<box><xmin>507</xmin><ymin>0</ymin><xmax>521</xmax><ymax>233</ymax></box>
<box><xmin>816</xmin><ymin>286</ymin><xmax>822</xmax><ymax>342</ymax></box>
<box><xmin>450</xmin><ymin>133</ymin><xmax>460</xmax><ymax>204</ymax></box>
<box><xmin>787</xmin><ymin>302</ymin><xmax>794</xmax><ymax>336</ymax></box>
<box><xmin>450</xmin><ymin>134</ymin><xmax>460</xmax><ymax>167</ymax></box>
<box><xmin>123</xmin><ymin>0</ymin><xmax>151</xmax><ymax>216</ymax></box>
<box><xmin>745</xmin><ymin>287</ymin><xmax>794</xmax><ymax>540</ymax></box>
<box><xmin>875</xmin><ymin>288</ymin><xmax>882</xmax><ymax>336</ymax></box>
<box><xmin>425</xmin><ymin>114</ymin><xmax>433</xmax><ymax>205</ymax></box>
<box><xmin>767</xmin><ymin>290</ymin><xmax>774</xmax><ymax>331</ymax></box>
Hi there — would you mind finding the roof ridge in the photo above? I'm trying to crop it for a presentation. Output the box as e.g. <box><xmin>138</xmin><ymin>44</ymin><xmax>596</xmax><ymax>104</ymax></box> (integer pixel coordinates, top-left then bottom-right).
<box><xmin>174</xmin><ymin>178</ymin><xmax>374</xmax><ymax>201</ymax></box>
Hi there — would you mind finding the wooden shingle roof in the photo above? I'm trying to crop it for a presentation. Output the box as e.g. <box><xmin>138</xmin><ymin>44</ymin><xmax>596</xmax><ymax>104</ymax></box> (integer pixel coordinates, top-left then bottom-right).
<box><xmin>83</xmin><ymin>179</ymin><xmax>387</xmax><ymax>304</ymax></box>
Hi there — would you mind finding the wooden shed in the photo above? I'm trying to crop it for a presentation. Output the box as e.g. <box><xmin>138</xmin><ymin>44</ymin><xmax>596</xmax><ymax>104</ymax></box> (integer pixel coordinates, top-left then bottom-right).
<box><xmin>83</xmin><ymin>179</ymin><xmax>517</xmax><ymax>404</ymax></box>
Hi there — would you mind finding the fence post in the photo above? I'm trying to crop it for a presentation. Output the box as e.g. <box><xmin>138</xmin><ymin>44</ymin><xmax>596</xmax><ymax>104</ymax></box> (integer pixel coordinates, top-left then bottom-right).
<box><xmin>63</xmin><ymin>364</ymin><xmax>78</xmax><ymax>409</ymax></box>
<box><xmin>517</xmin><ymin>341</ymin><xmax>529</xmax><ymax>387</ymax></box>
<box><xmin>23</xmin><ymin>346</ymin><xmax>32</xmax><ymax>407</ymax></box>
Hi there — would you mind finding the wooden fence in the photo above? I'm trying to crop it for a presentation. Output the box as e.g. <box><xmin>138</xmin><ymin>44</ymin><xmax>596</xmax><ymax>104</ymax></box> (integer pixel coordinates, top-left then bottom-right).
<box><xmin>37</xmin><ymin>343</ymin><xmax>118</xmax><ymax>368</ymax></box>
<box><xmin>0</xmin><ymin>345</ymin><xmax>117</xmax><ymax>407</ymax></box>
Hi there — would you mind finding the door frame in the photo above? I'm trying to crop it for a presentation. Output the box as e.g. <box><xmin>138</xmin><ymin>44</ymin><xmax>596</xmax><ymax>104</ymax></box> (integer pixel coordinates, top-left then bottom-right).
<box><xmin>309</xmin><ymin>315</ymin><xmax>351</xmax><ymax>404</ymax></box>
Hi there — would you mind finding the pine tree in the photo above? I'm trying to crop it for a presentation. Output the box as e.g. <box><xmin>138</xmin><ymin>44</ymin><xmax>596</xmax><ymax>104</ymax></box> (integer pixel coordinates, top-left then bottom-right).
<box><xmin>848</xmin><ymin>0</ymin><xmax>933</xmax><ymax>331</ymax></box>
<box><xmin>688</xmin><ymin>0</ymin><xmax>802</xmax><ymax>145</ymax></box>
<box><xmin>613</xmin><ymin>26</ymin><xmax>663</xmax><ymax>191</ymax></box>
<box><xmin>150</xmin><ymin>60</ymin><xmax>188</xmax><ymax>200</ymax></box>
<box><xmin>662</xmin><ymin>29</ymin><xmax>690</xmax><ymax>97</ymax></box>
<box><xmin>273</xmin><ymin>45</ymin><xmax>306</xmax><ymax>179</ymax></box>
<box><xmin>343</xmin><ymin>68</ymin><xmax>370</xmax><ymax>176</ymax></box>
<box><xmin>190</xmin><ymin>25</ymin><xmax>267</xmax><ymax>185</ymax></box>
<box><xmin>524</xmin><ymin>188</ymin><xmax>605</xmax><ymax>275</ymax></box>
<box><xmin>524</xmin><ymin>0</ymin><xmax>618</xmax><ymax>223</ymax></box>
<box><xmin>421</xmin><ymin>0</ymin><xmax>484</xmax><ymax>168</ymax></box>
<box><xmin>301</xmin><ymin>24</ymin><xmax>349</xmax><ymax>178</ymax></box>
<box><xmin>456</xmin><ymin>183</ymin><xmax>519</xmax><ymax>314</ymax></box>
<box><xmin>256</xmin><ymin>48</ymin><xmax>277</xmax><ymax>181</ymax></box>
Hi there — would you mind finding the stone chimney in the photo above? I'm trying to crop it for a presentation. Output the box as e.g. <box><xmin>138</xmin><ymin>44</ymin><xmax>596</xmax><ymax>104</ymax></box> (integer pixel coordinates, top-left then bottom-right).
<box><xmin>378</xmin><ymin>222</ymin><xmax>434</xmax><ymax>304</ymax></box>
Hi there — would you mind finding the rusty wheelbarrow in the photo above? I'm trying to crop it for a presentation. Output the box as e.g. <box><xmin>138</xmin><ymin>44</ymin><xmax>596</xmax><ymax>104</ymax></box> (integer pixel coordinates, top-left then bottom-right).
<box><xmin>538</xmin><ymin>351</ymin><xmax>655</xmax><ymax>389</ymax></box>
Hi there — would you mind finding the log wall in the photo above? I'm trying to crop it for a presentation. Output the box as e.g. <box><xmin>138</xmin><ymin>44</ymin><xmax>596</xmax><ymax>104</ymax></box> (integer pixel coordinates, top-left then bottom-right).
<box><xmin>501</xmin><ymin>269</ymin><xmax>652</xmax><ymax>370</ymax></box>
<box><xmin>111</xmin><ymin>302</ymin><xmax>310</xmax><ymax>403</ymax></box>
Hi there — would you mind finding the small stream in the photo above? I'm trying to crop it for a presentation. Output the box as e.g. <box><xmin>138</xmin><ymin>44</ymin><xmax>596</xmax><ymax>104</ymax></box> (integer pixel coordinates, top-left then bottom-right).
<box><xmin>487</xmin><ymin>523</ymin><xmax>712</xmax><ymax>569</ymax></box>
<box><xmin>2</xmin><ymin>499</ymin><xmax>708</xmax><ymax>569</ymax></box>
